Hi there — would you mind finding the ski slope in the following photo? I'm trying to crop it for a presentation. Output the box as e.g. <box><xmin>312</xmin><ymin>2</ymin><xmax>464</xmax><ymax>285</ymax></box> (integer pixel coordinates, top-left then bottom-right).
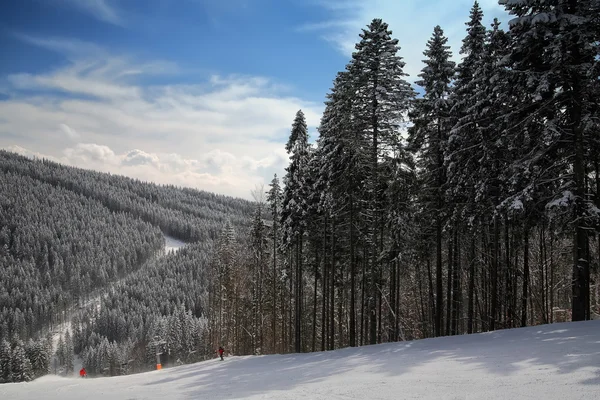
<box><xmin>4</xmin><ymin>320</ymin><xmax>599</xmax><ymax>399</ymax></box>
<box><xmin>164</xmin><ymin>235</ymin><xmax>186</xmax><ymax>254</ymax></box>
<box><xmin>48</xmin><ymin>234</ymin><xmax>187</xmax><ymax>377</ymax></box>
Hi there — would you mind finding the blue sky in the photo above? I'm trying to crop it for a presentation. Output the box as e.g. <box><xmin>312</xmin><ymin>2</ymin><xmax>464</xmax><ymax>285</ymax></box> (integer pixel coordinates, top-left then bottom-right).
<box><xmin>0</xmin><ymin>0</ymin><xmax>510</xmax><ymax>199</ymax></box>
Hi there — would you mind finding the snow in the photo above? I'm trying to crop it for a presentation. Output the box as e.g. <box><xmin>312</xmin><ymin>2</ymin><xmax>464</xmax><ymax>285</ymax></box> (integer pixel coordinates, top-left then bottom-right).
<box><xmin>164</xmin><ymin>235</ymin><xmax>186</xmax><ymax>254</ymax></box>
<box><xmin>5</xmin><ymin>320</ymin><xmax>600</xmax><ymax>399</ymax></box>
<box><xmin>547</xmin><ymin>190</ymin><xmax>575</xmax><ymax>208</ymax></box>
<box><xmin>510</xmin><ymin>198</ymin><xmax>524</xmax><ymax>210</ymax></box>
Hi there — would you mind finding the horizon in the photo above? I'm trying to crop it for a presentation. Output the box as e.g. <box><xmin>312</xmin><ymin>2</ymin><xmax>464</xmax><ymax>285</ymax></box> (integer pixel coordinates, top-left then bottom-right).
<box><xmin>0</xmin><ymin>0</ymin><xmax>509</xmax><ymax>200</ymax></box>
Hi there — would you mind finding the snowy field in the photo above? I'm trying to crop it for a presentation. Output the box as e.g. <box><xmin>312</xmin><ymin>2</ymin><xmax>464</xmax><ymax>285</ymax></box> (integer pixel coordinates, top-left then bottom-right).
<box><xmin>3</xmin><ymin>320</ymin><xmax>599</xmax><ymax>400</ymax></box>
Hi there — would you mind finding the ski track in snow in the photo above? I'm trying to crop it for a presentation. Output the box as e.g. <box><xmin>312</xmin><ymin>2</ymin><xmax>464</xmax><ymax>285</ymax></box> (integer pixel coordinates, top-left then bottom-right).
<box><xmin>48</xmin><ymin>234</ymin><xmax>186</xmax><ymax>377</ymax></box>
<box><xmin>7</xmin><ymin>320</ymin><xmax>600</xmax><ymax>400</ymax></box>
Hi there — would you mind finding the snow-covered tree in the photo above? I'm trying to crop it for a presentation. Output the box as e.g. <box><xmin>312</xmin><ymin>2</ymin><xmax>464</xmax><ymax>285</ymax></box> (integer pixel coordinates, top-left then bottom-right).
<box><xmin>408</xmin><ymin>24</ymin><xmax>456</xmax><ymax>337</ymax></box>
<box><xmin>10</xmin><ymin>340</ymin><xmax>33</xmax><ymax>382</ymax></box>
<box><xmin>64</xmin><ymin>329</ymin><xmax>74</xmax><ymax>374</ymax></box>
<box><xmin>347</xmin><ymin>18</ymin><xmax>415</xmax><ymax>345</ymax></box>
<box><xmin>281</xmin><ymin>109</ymin><xmax>311</xmax><ymax>353</ymax></box>
<box><xmin>499</xmin><ymin>0</ymin><xmax>600</xmax><ymax>321</ymax></box>
<box><xmin>26</xmin><ymin>338</ymin><xmax>50</xmax><ymax>379</ymax></box>
<box><xmin>0</xmin><ymin>339</ymin><xmax>10</xmax><ymax>383</ymax></box>
<box><xmin>266</xmin><ymin>174</ymin><xmax>283</xmax><ymax>351</ymax></box>
<box><xmin>316</xmin><ymin>70</ymin><xmax>369</xmax><ymax>348</ymax></box>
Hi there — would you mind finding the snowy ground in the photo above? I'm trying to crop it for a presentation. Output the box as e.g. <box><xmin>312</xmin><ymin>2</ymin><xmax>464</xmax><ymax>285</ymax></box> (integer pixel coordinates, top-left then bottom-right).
<box><xmin>164</xmin><ymin>235</ymin><xmax>186</xmax><ymax>254</ymax></box>
<box><xmin>6</xmin><ymin>320</ymin><xmax>600</xmax><ymax>400</ymax></box>
<box><xmin>48</xmin><ymin>234</ymin><xmax>187</xmax><ymax>376</ymax></box>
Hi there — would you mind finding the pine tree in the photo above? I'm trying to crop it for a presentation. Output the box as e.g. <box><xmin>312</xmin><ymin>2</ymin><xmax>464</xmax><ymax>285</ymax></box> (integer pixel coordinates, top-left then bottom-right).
<box><xmin>447</xmin><ymin>16</ymin><xmax>512</xmax><ymax>332</ymax></box>
<box><xmin>250</xmin><ymin>193</ymin><xmax>268</xmax><ymax>354</ymax></box>
<box><xmin>347</xmin><ymin>18</ymin><xmax>415</xmax><ymax>344</ymax></box>
<box><xmin>266</xmin><ymin>174</ymin><xmax>283</xmax><ymax>352</ymax></box>
<box><xmin>447</xmin><ymin>0</ymin><xmax>487</xmax><ymax>220</ymax></box>
<box><xmin>469</xmin><ymin>19</ymin><xmax>511</xmax><ymax>331</ymax></box>
<box><xmin>499</xmin><ymin>0</ymin><xmax>600</xmax><ymax>321</ymax></box>
<box><xmin>56</xmin><ymin>335</ymin><xmax>65</xmax><ymax>367</ymax></box>
<box><xmin>10</xmin><ymin>340</ymin><xmax>33</xmax><ymax>382</ymax></box>
<box><xmin>317</xmin><ymin>70</ymin><xmax>369</xmax><ymax>347</ymax></box>
<box><xmin>281</xmin><ymin>110</ymin><xmax>311</xmax><ymax>353</ymax></box>
<box><xmin>64</xmin><ymin>329</ymin><xmax>74</xmax><ymax>374</ymax></box>
<box><xmin>0</xmin><ymin>339</ymin><xmax>10</xmax><ymax>383</ymax></box>
<box><xmin>408</xmin><ymin>25</ymin><xmax>456</xmax><ymax>337</ymax></box>
<box><xmin>167</xmin><ymin>312</ymin><xmax>183</xmax><ymax>361</ymax></box>
<box><xmin>216</xmin><ymin>221</ymin><xmax>236</xmax><ymax>351</ymax></box>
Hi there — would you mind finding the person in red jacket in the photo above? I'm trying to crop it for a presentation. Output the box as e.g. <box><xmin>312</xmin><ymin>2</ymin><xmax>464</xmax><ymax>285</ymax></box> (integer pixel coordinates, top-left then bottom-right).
<box><xmin>218</xmin><ymin>346</ymin><xmax>224</xmax><ymax>361</ymax></box>
<box><xmin>79</xmin><ymin>367</ymin><xmax>87</xmax><ymax>378</ymax></box>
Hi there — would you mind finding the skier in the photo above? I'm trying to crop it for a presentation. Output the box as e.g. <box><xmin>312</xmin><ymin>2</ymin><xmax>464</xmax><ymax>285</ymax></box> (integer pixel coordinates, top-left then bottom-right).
<box><xmin>79</xmin><ymin>367</ymin><xmax>87</xmax><ymax>378</ymax></box>
<box><xmin>218</xmin><ymin>346</ymin><xmax>224</xmax><ymax>361</ymax></box>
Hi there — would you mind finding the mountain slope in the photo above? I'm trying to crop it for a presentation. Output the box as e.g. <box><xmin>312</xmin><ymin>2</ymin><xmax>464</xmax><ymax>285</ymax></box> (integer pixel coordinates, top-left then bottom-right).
<box><xmin>2</xmin><ymin>320</ymin><xmax>599</xmax><ymax>399</ymax></box>
<box><xmin>0</xmin><ymin>149</ymin><xmax>255</xmax><ymax>381</ymax></box>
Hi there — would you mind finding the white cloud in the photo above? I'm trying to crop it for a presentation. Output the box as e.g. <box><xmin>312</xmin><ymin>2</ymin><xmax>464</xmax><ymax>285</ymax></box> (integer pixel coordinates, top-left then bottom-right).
<box><xmin>0</xmin><ymin>37</ymin><xmax>321</xmax><ymax>200</ymax></box>
<box><xmin>301</xmin><ymin>0</ymin><xmax>510</xmax><ymax>82</ymax></box>
<box><xmin>122</xmin><ymin>149</ymin><xmax>160</xmax><ymax>167</ymax></box>
<box><xmin>63</xmin><ymin>143</ymin><xmax>118</xmax><ymax>163</ymax></box>
<box><xmin>59</xmin><ymin>0</ymin><xmax>123</xmax><ymax>26</ymax></box>
<box><xmin>59</xmin><ymin>123</ymin><xmax>80</xmax><ymax>140</ymax></box>
<box><xmin>13</xmin><ymin>34</ymin><xmax>107</xmax><ymax>59</ymax></box>
<box><xmin>6</xmin><ymin>142</ymin><xmax>282</xmax><ymax>199</ymax></box>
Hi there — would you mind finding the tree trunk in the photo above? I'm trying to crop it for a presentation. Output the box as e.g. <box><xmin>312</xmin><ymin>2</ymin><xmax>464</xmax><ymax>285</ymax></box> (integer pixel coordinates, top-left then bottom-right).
<box><xmin>505</xmin><ymin>217</ymin><xmax>512</xmax><ymax>327</ymax></box>
<box><xmin>490</xmin><ymin>216</ymin><xmax>499</xmax><ymax>331</ymax></box>
<box><xmin>329</xmin><ymin>220</ymin><xmax>336</xmax><ymax>350</ymax></box>
<box><xmin>569</xmin><ymin>7</ymin><xmax>590</xmax><ymax>321</ymax></box>
<box><xmin>435</xmin><ymin>220</ymin><xmax>443</xmax><ymax>337</ymax></box>
<box><xmin>360</xmin><ymin>247</ymin><xmax>367</xmax><ymax>346</ymax></box>
<box><xmin>549</xmin><ymin>230</ymin><xmax>555</xmax><ymax>323</ymax></box>
<box><xmin>377</xmin><ymin>213</ymin><xmax>384</xmax><ymax>344</ymax></box>
<box><xmin>446</xmin><ymin>233</ymin><xmax>453</xmax><ymax>336</ymax></box>
<box><xmin>395</xmin><ymin>259</ymin><xmax>402</xmax><ymax>341</ymax></box>
<box><xmin>427</xmin><ymin>256</ymin><xmax>435</xmax><ymax>338</ymax></box>
<box><xmin>295</xmin><ymin>237</ymin><xmax>301</xmax><ymax>353</ymax></box>
<box><xmin>451</xmin><ymin>229</ymin><xmax>460</xmax><ymax>336</ymax></box>
<box><xmin>321</xmin><ymin>216</ymin><xmax>328</xmax><ymax>352</ymax></box>
<box><xmin>540</xmin><ymin>225</ymin><xmax>548</xmax><ymax>324</ymax></box>
<box><xmin>369</xmin><ymin>62</ymin><xmax>379</xmax><ymax>346</ymax></box>
<box><xmin>521</xmin><ymin>225</ymin><xmax>530</xmax><ymax>327</ymax></box>
<box><xmin>349</xmin><ymin>195</ymin><xmax>357</xmax><ymax>347</ymax></box>
<box><xmin>288</xmin><ymin>252</ymin><xmax>293</xmax><ymax>352</ymax></box>
<box><xmin>312</xmin><ymin>243</ymin><xmax>319</xmax><ymax>352</ymax></box>
<box><xmin>390</xmin><ymin>259</ymin><xmax>397</xmax><ymax>342</ymax></box>
<box><xmin>596</xmin><ymin>156</ymin><xmax>600</xmax><ymax>317</ymax></box>
<box><xmin>272</xmin><ymin>214</ymin><xmax>277</xmax><ymax>352</ymax></box>
<box><xmin>467</xmin><ymin>234</ymin><xmax>475</xmax><ymax>334</ymax></box>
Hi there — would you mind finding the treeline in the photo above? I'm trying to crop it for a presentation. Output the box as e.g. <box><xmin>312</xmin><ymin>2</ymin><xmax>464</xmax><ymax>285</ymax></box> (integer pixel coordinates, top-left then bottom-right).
<box><xmin>207</xmin><ymin>0</ymin><xmax>600</xmax><ymax>356</ymax></box>
<box><xmin>0</xmin><ymin>151</ymin><xmax>254</xmax><ymax>242</ymax></box>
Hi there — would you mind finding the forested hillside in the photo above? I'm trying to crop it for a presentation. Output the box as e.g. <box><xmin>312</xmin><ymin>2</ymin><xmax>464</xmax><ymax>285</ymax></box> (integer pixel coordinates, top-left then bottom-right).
<box><xmin>0</xmin><ymin>150</ymin><xmax>255</xmax><ymax>382</ymax></box>
<box><xmin>0</xmin><ymin>151</ymin><xmax>254</xmax><ymax>242</ymax></box>
<box><xmin>1</xmin><ymin>0</ymin><xmax>599</xmax><ymax>385</ymax></box>
<box><xmin>71</xmin><ymin>243</ymin><xmax>214</xmax><ymax>376</ymax></box>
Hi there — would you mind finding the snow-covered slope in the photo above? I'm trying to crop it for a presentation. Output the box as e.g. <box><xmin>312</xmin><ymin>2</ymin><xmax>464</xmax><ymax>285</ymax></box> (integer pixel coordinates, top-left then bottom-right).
<box><xmin>3</xmin><ymin>321</ymin><xmax>599</xmax><ymax>400</ymax></box>
<box><xmin>164</xmin><ymin>235</ymin><xmax>186</xmax><ymax>254</ymax></box>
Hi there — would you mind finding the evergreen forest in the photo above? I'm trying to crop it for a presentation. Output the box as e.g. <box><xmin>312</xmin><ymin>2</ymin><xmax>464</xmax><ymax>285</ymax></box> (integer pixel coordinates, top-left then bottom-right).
<box><xmin>1</xmin><ymin>0</ymin><xmax>599</xmax><ymax>383</ymax></box>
